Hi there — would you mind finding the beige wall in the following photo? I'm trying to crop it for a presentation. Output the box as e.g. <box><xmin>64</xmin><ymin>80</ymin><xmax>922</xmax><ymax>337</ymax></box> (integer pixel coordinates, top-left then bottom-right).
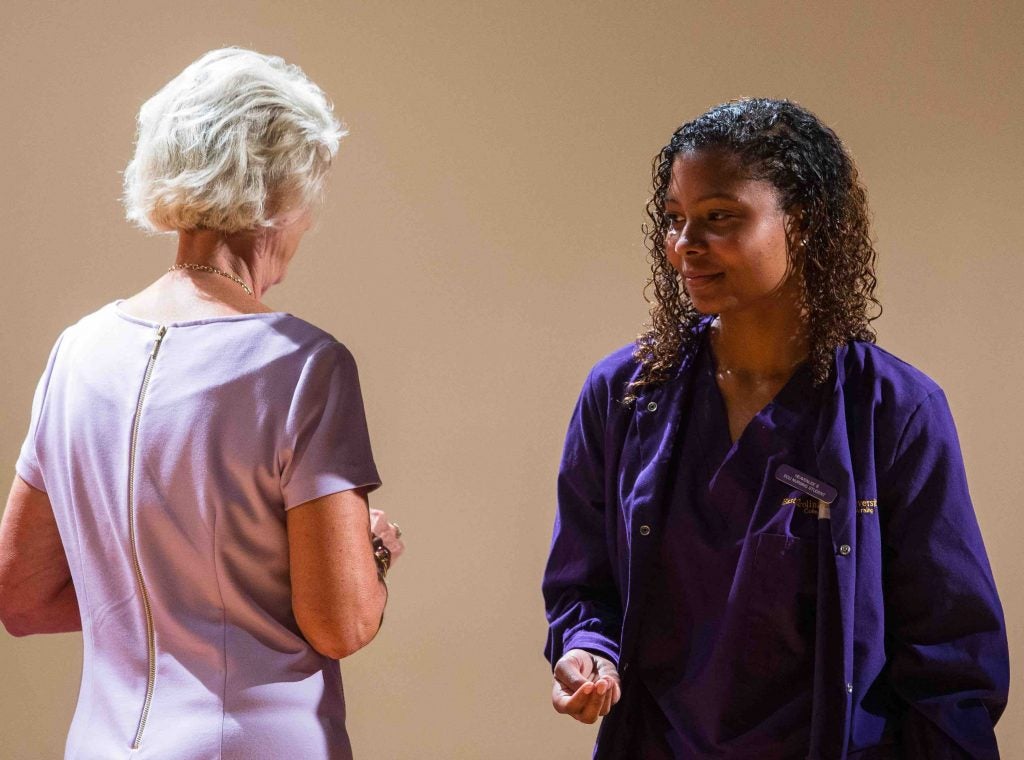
<box><xmin>2</xmin><ymin>1</ymin><xmax>1021</xmax><ymax>757</ymax></box>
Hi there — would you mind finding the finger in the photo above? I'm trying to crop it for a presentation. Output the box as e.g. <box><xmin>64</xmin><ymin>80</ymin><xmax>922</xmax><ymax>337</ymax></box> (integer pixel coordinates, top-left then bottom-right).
<box><xmin>595</xmin><ymin>671</ymin><xmax>620</xmax><ymax>694</ymax></box>
<box><xmin>552</xmin><ymin>652</ymin><xmax>595</xmax><ymax>716</ymax></box>
<box><xmin>553</xmin><ymin>677</ymin><xmax>594</xmax><ymax>714</ymax></box>
<box><xmin>594</xmin><ymin>658</ymin><xmax>619</xmax><ymax>680</ymax></box>
<box><xmin>390</xmin><ymin>544</ymin><xmax>404</xmax><ymax>563</ymax></box>
<box><xmin>574</xmin><ymin>682</ymin><xmax>607</xmax><ymax>724</ymax></box>
<box><xmin>589</xmin><ymin>659</ymin><xmax>621</xmax><ymax>711</ymax></box>
<box><xmin>608</xmin><ymin>677</ymin><xmax>622</xmax><ymax>705</ymax></box>
<box><xmin>594</xmin><ymin>662</ymin><xmax>621</xmax><ymax>694</ymax></box>
<box><xmin>369</xmin><ymin>509</ymin><xmax>386</xmax><ymax>533</ymax></box>
<box><xmin>567</xmin><ymin>681</ymin><xmax>601</xmax><ymax>720</ymax></box>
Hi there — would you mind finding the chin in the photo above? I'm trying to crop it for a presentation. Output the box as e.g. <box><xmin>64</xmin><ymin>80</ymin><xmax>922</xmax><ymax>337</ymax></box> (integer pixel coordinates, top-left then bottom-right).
<box><xmin>687</xmin><ymin>294</ymin><xmax>725</xmax><ymax>316</ymax></box>
<box><xmin>690</xmin><ymin>302</ymin><xmax>718</xmax><ymax>316</ymax></box>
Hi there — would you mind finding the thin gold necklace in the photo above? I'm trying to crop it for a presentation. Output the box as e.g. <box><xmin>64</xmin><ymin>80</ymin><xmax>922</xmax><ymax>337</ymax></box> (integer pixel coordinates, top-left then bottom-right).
<box><xmin>168</xmin><ymin>263</ymin><xmax>254</xmax><ymax>297</ymax></box>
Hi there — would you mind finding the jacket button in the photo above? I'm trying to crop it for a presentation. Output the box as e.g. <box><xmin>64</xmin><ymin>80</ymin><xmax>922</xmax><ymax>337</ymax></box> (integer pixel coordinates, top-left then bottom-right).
<box><xmin>846</xmin><ymin>682</ymin><xmax>854</xmax><ymax>694</ymax></box>
<box><xmin>838</xmin><ymin>544</ymin><xmax>851</xmax><ymax>556</ymax></box>
<box><xmin>639</xmin><ymin>525</ymin><xmax>651</xmax><ymax>536</ymax></box>
<box><xmin>647</xmin><ymin>401</ymin><xmax>658</xmax><ymax>412</ymax></box>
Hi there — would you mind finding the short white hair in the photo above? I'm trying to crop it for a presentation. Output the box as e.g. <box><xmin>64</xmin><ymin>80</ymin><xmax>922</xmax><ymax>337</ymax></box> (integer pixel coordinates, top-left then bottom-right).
<box><xmin>123</xmin><ymin>47</ymin><xmax>345</xmax><ymax>233</ymax></box>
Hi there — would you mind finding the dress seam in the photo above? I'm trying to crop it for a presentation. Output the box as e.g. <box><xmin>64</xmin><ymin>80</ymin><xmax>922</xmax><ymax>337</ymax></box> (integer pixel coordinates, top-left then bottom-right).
<box><xmin>211</xmin><ymin>497</ymin><xmax>229</xmax><ymax>759</ymax></box>
<box><xmin>66</xmin><ymin>457</ymin><xmax>96</xmax><ymax>754</ymax></box>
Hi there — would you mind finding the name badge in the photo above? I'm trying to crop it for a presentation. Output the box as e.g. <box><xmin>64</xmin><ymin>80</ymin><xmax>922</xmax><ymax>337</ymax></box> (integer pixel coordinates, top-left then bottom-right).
<box><xmin>775</xmin><ymin>464</ymin><xmax>837</xmax><ymax>504</ymax></box>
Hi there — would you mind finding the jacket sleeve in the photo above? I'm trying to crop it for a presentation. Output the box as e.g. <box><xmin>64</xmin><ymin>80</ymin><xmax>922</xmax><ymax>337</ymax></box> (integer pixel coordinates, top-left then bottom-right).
<box><xmin>881</xmin><ymin>389</ymin><xmax>1009</xmax><ymax>759</ymax></box>
<box><xmin>542</xmin><ymin>368</ymin><xmax>623</xmax><ymax>668</ymax></box>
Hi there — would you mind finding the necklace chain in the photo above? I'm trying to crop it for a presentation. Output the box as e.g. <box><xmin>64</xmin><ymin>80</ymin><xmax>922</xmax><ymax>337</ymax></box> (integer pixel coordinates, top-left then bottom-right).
<box><xmin>168</xmin><ymin>263</ymin><xmax>254</xmax><ymax>297</ymax></box>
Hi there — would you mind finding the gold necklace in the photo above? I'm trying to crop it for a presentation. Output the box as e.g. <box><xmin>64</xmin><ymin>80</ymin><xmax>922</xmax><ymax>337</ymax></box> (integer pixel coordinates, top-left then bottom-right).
<box><xmin>168</xmin><ymin>263</ymin><xmax>254</xmax><ymax>297</ymax></box>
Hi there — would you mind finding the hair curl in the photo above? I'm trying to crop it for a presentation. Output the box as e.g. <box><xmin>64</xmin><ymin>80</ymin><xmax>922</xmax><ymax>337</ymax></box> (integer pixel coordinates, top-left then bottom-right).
<box><xmin>627</xmin><ymin>98</ymin><xmax>881</xmax><ymax>403</ymax></box>
<box><xmin>123</xmin><ymin>47</ymin><xmax>345</xmax><ymax>234</ymax></box>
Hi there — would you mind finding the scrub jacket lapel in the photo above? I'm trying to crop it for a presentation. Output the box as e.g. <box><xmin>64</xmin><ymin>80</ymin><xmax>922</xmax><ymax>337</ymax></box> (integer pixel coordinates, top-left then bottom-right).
<box><xmin>809</xmin><ymin>347</ymin><xmax>857</xmax><ymax>758</ymax></box>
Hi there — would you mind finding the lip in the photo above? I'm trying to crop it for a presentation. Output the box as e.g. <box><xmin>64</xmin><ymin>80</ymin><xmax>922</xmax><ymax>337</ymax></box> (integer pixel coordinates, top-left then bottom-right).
<box><xmin>682</xmin><ymin>272</ymin><xmax>723</xmax><ymax>284</ymax></box>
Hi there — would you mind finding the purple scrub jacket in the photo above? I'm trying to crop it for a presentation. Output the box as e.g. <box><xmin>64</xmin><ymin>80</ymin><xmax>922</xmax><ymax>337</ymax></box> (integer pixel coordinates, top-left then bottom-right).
<box><xmin>543</xmin><ymin>330</ymin><xmax>1008</xmax><ymax>759</ymax></box>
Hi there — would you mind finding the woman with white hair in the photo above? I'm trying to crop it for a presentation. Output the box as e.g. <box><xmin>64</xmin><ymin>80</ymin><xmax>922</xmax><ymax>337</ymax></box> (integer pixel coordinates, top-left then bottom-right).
<box><xmin>0</xmin><ymin>48</ymin><xmax>403</xmax><ymax>759</ymax></box>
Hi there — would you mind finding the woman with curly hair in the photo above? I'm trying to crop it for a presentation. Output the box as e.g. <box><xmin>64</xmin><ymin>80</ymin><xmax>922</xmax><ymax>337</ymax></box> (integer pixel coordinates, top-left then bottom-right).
<box><xmin>543</xmin><ymin>99</ymin><xmax>1008</xmax><ymax>758</ymax></box>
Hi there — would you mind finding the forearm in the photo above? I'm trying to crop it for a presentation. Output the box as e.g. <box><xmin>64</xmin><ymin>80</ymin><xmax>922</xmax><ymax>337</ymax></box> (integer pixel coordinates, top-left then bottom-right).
<box><xmin>326</xmin><ymin>535</ymin><xmax>388</xmax><ymax>654</ymax></box>
<box><xmin>543</xmin><ymin>549</ymin><xmax>624</xmax><ymax>667</ymax></box>
<box><xmin>288</xmin><ymin>489</ymin><xmax>389</xmax><ymax>659</ymax></box>
<box><xmin>543</xmin><ymin>531</ymin><xmax>623</xmax><ymax>667</ymax></box>
<box><xmin>1</xmin><ymin>578</ymin><xmax>81</xmax><ymax>636</ymax></box>
<box><xmin>545</xmin><ymin>367</ymin><xmax>623</xmax><ymax>666</ymax></box>
<box><xmin>1</xmin><ymin>477</ymin><xmax>80</xmax><ymax>637</ymax></box>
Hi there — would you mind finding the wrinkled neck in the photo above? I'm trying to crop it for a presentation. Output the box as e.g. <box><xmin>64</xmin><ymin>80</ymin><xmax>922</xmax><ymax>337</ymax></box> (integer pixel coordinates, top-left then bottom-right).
<box><xmin>173</xmin><ymin>229</ymin><xmax>276</xmax><ymax>300</ymax></box>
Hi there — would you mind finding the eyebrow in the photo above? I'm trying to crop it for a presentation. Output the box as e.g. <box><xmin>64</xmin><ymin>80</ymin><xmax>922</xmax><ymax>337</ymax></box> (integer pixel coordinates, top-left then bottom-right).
<box><xmin>665</xmin><ymin>192</ymin><xmax>742</xmax><ymax>205</ymax></box>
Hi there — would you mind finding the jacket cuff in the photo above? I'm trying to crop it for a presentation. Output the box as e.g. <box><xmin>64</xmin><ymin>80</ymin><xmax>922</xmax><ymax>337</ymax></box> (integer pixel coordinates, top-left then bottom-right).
<box><xmin>562</xmin><ymin>631</ymin><xmax>620</xmax><ymax>668</ymax></box>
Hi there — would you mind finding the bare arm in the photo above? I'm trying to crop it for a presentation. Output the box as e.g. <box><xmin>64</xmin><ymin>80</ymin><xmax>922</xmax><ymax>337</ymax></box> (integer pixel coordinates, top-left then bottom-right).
<box><xmin>0</xmin><ymin>475</ymin><xmax>81</xmax><ymax>636</ymax></box>
<box><xmin>287</xmin><ymin>487</ymin><xmax>387</xmax><ymax>659</ymax></box>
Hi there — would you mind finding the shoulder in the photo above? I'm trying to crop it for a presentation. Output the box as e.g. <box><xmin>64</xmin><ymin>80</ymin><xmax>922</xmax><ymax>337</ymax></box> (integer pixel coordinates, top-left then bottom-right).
<box><xmin>839</xmin><ymin>341</ymin><xmax>944</xmax><ymax>416</ymax></box>
<box><xmin>273</xmin><ymin>320</ymin><xmax>367</xmax><ymax>400</ymax></box>
<box><xmin>581</xmin><ymin>343</ymin><xmax>641</xmax><ymax>404</ymax></box>
<box><xmin>581</xmin><ymin>320</ymin><xmax>712</xmax><ymax>404</ymax></box>
<box><xmin>240</xmin><ymin>314</ymin><xmax>363</xmax><ymax>379</ymax></box>
<box><xmin>266</xmin><ymin>313</ymin><xmax>347</xmax><ymax>356</ymax></box>
<box><xmin>35</xmin><ymin>307</ymin><xmax>102</xmax><ymax>361</ymax></box>
<box><xmin>62</xmin><ymin>302</ymin><xmax>116</xmax><ymax>338</ymax></box>
<box><xmin>836</xmin><ymin>341</ymin><xmax>960</xmax><ymax>471</ymax></box>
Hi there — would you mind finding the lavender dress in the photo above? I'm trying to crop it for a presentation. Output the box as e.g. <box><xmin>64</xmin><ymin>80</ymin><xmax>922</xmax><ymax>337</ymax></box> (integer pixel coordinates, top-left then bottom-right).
<box><xmin>16</xmin><ymin>300</ymin><xmax>381</xmax><ymax>760</ymax></box>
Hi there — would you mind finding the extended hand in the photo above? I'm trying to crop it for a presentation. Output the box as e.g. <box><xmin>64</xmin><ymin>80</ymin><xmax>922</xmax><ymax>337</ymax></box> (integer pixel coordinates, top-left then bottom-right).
<box><xmin>551</xmin><ymin>649</ymin><xmax>621</xmax><ymax>724</ymax></box>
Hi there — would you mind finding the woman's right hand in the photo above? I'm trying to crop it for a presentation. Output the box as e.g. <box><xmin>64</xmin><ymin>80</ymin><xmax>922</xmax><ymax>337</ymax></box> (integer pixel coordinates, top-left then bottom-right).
<box><xmin>369</xmin><ymin>508</ymin><xmax>404</xmax><ymax>566</ymax></box>
<box><xmin>551</xmin><ymin>648</ymin><xmax>621</xmax><ymax>724</ymax></box>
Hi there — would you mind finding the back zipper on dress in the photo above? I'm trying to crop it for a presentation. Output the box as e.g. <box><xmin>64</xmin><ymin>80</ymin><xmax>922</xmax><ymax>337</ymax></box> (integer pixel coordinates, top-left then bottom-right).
<box><xmin>127</xmin><ymin>324</ymin><xmax>166</xmax><ymax>749</ymax></box>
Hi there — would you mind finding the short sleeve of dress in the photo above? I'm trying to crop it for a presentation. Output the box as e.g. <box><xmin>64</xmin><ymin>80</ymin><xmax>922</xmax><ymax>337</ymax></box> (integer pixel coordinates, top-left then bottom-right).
<box><xmin>15</xmin><ymin>330</ymin><xmax>67</xmax><ymax>493</ymax></box>
<box><xmin>279</xmin><ymin>341</ymin><xmax>381</xmax><ymax>510</ymax></box>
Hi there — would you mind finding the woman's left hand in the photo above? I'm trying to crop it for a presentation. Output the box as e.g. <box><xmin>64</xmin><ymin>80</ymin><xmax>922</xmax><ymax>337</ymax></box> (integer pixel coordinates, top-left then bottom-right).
<box><xmin>551</xmin><ymin>649</ymin><xmax>621</xmax><ymax>723</ymax></box>
<box><xmin>370</xmin><ymin>508</ymin><xmax>405</xmax><ymax>567</ymax></box>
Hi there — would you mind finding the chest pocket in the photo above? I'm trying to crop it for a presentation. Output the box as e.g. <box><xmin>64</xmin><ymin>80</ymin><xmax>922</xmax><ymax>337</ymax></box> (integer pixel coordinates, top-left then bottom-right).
<box><xmin>741</xmin><ymin>533</ymin><xmax>818</xmax><ymax>678</ymax></box>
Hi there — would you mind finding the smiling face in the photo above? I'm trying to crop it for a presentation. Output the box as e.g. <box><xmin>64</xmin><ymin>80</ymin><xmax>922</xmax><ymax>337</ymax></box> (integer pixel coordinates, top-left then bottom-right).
<box><xmin>664</xmin><ymin>149</ymin><xmax>801</xmax><ymax>318</ymax></box>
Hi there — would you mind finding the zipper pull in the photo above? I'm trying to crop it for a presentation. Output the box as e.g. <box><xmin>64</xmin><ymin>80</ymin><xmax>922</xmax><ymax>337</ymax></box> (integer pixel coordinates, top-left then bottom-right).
<box><xmin>151</xmin><ymin>325</ymin><xmax>167</xmax><ymax>357</ymax></box>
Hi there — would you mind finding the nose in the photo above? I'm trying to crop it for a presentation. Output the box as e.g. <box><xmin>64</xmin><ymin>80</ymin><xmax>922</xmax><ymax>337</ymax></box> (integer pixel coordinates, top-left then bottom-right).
<box><xmin>668</xmin><ymin>219</ymin><xmax>707</xmax><ymax>256</ymax></box>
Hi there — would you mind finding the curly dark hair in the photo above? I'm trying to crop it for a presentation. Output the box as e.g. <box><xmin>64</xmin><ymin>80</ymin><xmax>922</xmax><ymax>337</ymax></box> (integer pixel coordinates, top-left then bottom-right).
<box><xmin>626</xmin><ymin>98</ymin><xmax>881</xmax><ymax>403</ymax></box>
